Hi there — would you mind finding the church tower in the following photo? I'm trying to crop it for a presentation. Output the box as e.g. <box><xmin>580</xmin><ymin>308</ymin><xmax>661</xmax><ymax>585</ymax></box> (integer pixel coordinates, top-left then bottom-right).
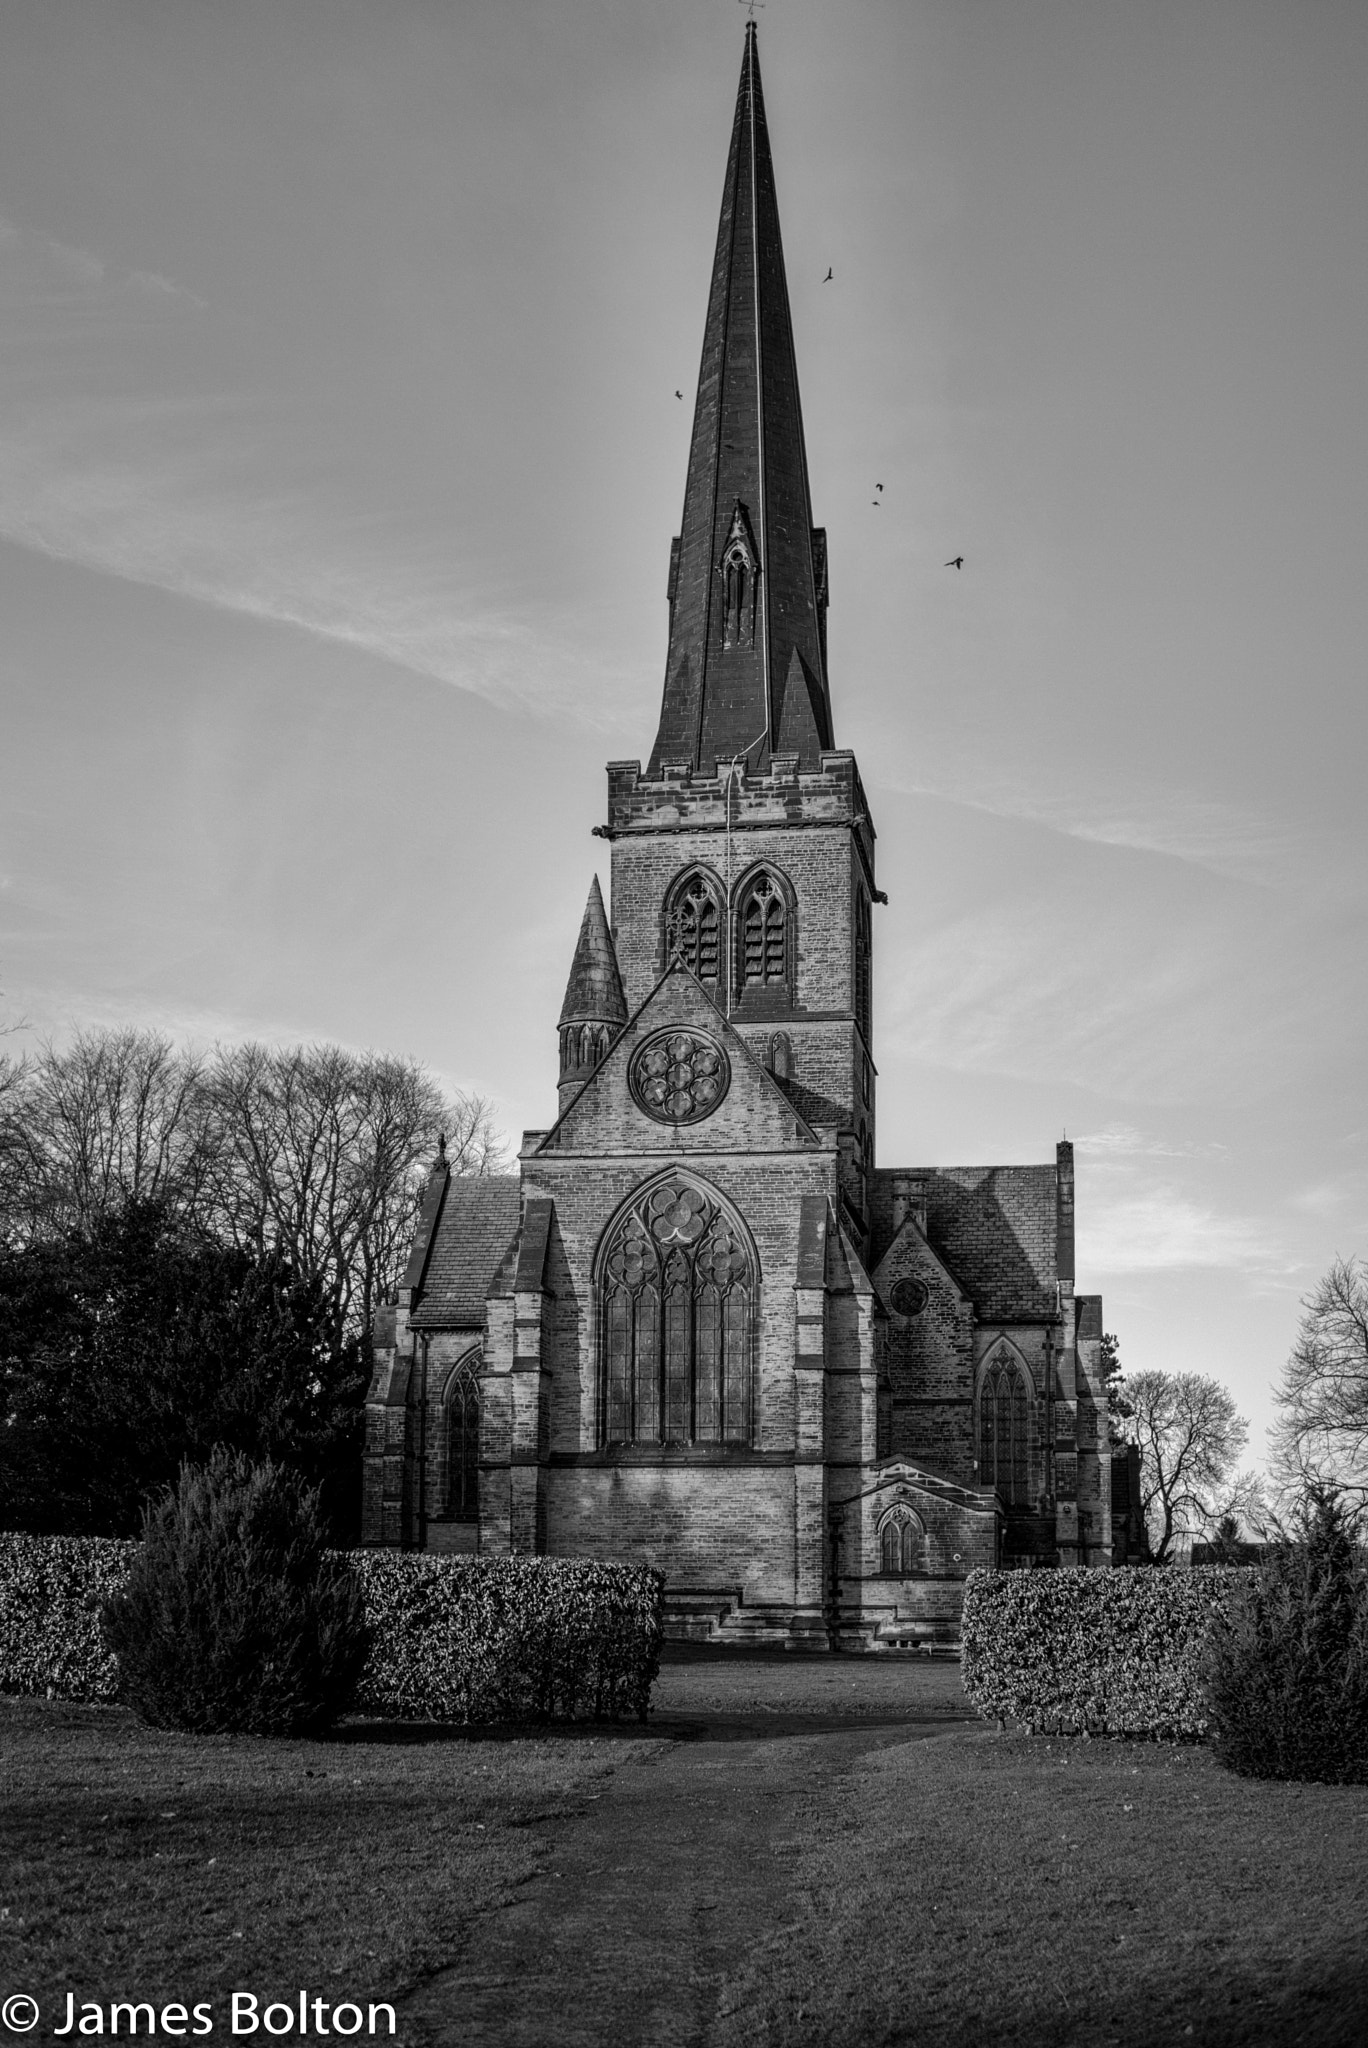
<box><xmin>364</xmin><ymin>27</ymin><xmax>1112</xmax><ymax>1636</ymax></box>
<box><xmin>607</xmin><ymin>22</ymin><xmax>879</xmax><ymax>1243</ymax></box>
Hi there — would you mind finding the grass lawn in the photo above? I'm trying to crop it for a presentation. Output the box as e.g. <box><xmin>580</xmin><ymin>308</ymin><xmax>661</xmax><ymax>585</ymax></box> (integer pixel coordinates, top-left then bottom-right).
<box><xmin>0</xmin><ymin>1695</ymin><xmax>655</xmax><ymax>2036</ymax></box>
<box><xmin>4</xmin><ymin>1676</ymin><xmax>1367</xmax><ymax>2047</ymax></box>
<box><xmin>712</xmin><ymin>1727</ymin><xmax>1368</xmax><ymax>2048</ymax></box>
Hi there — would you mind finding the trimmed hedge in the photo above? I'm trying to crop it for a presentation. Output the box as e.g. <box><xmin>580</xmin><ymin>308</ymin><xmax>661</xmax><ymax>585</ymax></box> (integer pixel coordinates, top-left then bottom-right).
<box><xmin>0</xmin><ymin>1534</ymin><xmax>663</xmax><ymax>1726</ymax></box>
<box><xmin>961</xmin><ymin>1565</ymin><xmax>1249</xmax><ymax>1739</ymax></box>
<box><xmin>352</xmin><ymin>1553</ymin><xmax>663</xmax><ymax>1724</ymax></box>
<box><xmin>0</xmin><ymin>1533</ymin><xmax>130</xmax><ymax>1702</ymax></box>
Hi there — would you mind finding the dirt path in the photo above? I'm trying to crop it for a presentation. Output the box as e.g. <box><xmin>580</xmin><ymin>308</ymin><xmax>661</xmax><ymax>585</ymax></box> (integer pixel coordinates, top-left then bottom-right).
<box><xmin>403</xmin><ymin>1657</ymin><xmax>977</xmax><ymax>2048</ymax></box>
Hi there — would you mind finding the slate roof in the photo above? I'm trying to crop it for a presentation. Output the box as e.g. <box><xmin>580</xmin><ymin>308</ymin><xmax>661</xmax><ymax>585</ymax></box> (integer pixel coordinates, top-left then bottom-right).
<box><xmin>872</xmin><ymin>1165</ymin><xmax>1060</xmax><ymax>1323</ymax></box>
<box><xmin>409</xmin><ymin>1176</ymin><xmax>521</xmax><ymax>1330</ymax></box>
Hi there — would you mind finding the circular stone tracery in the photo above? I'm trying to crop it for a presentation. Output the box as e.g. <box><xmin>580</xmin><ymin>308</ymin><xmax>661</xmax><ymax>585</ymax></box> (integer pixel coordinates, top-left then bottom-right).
<box><xmin>629</xmin><ymin>1029</ymin><xmax>730</xmax><ymax>1125</ymax></box>
<box><xmin>888</xmin><ymin>1276</ymin><xmax>930</xmax><ymax>1319</ymax></box>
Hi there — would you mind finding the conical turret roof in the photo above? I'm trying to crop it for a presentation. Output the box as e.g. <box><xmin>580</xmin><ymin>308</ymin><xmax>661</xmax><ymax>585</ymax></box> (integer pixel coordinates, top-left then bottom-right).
<box><xmin>558</xmin><ymin>875</ymin><xmax>628</xmax><ymax>1027</ymax></box>
<box><xmin>649</xmin><ymin>25</ymin><xmax>833</xmax><ymax>777</ymax></box>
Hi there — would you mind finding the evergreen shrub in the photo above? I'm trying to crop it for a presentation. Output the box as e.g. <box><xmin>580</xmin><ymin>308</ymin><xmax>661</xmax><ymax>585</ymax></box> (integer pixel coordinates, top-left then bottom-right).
<box><xmin>353</xmin><ymin>1552</ymin><xmax>664</xmax><ymax>1724</ymax></box>
<box><xmin>101</xmin><ymin>1450</ymin><xmax>370</xmax><ymax>1736</ymax></box>
<box><xmin>1203</xmin><ymin>1495</ymin><xmax>1368</xmax><ymax>1783</ymax></box>
<box><xmin>961</xmin><ymin>1565</ymin><xmax>1247</xmax><ymax>1738</ymax></box>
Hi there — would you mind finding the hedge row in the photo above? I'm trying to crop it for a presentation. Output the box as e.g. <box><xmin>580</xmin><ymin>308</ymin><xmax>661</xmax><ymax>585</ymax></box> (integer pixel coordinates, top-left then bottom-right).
<box><xmin>961</xmin><ymin>1565</ymin><xmax>1249</xmax><ymax>1738</ymax></box>
<box><xmin>0</xmin><ymin>1533</ymin><xmax>132</xmax><ymax>1702</ymax></box>
<box><xmin>0</xmin><ymin>1534</ymin><xmax>663</xmax><ymax>1724</ymax></box>
<box><xmin>352</xmin><ymin>1552</ymin><xmax>663</xmax><ymax>1724</ymax></box>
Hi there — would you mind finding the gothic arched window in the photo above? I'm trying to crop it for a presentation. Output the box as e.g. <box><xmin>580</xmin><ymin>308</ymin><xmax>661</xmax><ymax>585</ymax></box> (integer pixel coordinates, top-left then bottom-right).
<box><xmin>600</xmin><ymin>1177</ymin><xmax>754</xmax><ymax>1447</ymax></box>
<box><xmin>878</xmin><ymin>1506</ymin><xmax>922</xmax><ymax>1575</ymax></box>
<box><xmin>979</xmin><ymin>1352</ymin><xmax>1032</xmax><ymax>1506</ymax></box>
<box><xmin>736</xmin><ymin>870</ymin><xmax>791</xmax><ymax>996</ymax></box>
<box><xmin>719</xmin><ymin>505</ymin><xmax>759</xmax><ymax>648</ymax></box>
<box><xmin>664</xmin><ymin>870</ymin><xmax>722</xmax><ymax>986</ymax></box>
<box><xmin>441</xmin><ymin>1357</ymin><xmax>481</xmax><ymax>1523</ymax></box>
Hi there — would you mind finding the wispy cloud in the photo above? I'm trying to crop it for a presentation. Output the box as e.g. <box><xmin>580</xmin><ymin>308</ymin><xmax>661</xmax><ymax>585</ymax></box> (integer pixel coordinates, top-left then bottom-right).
<box><xmin>1080</xmin><ymin>1187</ymin><xmax>1292</xmax><ymax>1277</ymax></box>
<box><xmin>0</xmin><ymin>390</ymin><xmax>637</xmax><ymax>726</ymax></box>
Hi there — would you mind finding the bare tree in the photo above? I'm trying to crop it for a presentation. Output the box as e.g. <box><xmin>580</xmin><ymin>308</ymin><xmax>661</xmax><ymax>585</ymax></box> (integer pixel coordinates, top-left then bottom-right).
<box><xmin>1124</xmin><ymin>1369</ymin><xmax>1250</xmax><ymax>1564</ymax></box>
<box><xmin>199</xmin><ymin>1042</ymin><xmax>503</xmax><ymax>1336</ymax></box>
<box><xmin>1271</xmin><ymin>1257</ymin><xmax>1368</xmax><ymax>1521</ymax></box>
<box><xmin>0</xmin><ymin>1030</ymin><xmax>212</xmax><ymax>1246</ymax></box>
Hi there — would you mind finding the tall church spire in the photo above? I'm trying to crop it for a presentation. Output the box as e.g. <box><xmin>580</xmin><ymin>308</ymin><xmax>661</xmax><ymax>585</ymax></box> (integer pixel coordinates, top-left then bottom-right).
<box><xmin>649</xmin><ymin>25</ymin><xmax>833</xmax><ymax>777</ymax></box>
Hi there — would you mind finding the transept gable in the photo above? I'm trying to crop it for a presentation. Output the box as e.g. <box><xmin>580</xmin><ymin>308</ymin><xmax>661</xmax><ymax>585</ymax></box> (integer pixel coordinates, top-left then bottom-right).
<box><xmin>534</xmin><ymin>962</ymin><xmax>824</xmax><ymax>1157</ymax></box>
<box><xmin>859</xmin><ymin>1459</ymin><xmax>999</xmax><ymax>1517</ymax></box>
<box><xmin>871</xmin><ymin>1215</ymin><xmax>972</xmax><ymax>1320</ymax></box>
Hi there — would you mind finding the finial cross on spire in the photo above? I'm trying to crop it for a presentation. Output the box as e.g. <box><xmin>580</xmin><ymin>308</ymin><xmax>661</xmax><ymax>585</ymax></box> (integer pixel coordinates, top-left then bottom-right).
<box><xmin>737</xmin><ymin>0</ymin><xmax>764</xmax><ymax>20</ymax></box>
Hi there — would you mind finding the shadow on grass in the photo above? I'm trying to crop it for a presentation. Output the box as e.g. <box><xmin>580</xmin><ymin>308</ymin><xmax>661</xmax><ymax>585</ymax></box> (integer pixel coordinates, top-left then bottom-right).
<box><xmin>333</xmin><ymin>1707</ymin><xmax>976</xmax><ymax>1746</ymax></box>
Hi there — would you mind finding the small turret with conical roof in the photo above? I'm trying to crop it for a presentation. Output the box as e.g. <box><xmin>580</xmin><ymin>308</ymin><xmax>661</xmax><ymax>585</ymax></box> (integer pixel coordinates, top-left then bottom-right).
<box><xmin>557</xmin><ymin>875</ymin><xmax>628</xmax><ymax>1113</ymax></box>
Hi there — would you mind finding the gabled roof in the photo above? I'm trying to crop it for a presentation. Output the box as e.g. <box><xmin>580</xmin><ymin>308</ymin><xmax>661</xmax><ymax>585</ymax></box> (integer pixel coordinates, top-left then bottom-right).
<box><xmin>408</xmin><ymin>1176</ymin><xmax>521</xmax><ymax>1330</ymax></box>
<box><xmin>536</xmin><ymin>959</ymin><xmax>823</xmax><ymax>1157</ymax></box>
<box><xmin>871</xmin><ymin>1165</ymin><xmax>1061</xmax><ymax>1323</ymax></box>
<box><xmin>648</xmin><ymin>25</ymin><xmax>832</xmax><ymax>775</ymax></box>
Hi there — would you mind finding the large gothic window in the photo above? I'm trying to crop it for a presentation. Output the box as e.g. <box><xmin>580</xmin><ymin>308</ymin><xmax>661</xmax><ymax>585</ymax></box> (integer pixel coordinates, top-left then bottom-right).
<box><xmin>441</xmin><ymin>1358</ymin><xmax>481</xmax><ymax>1523</ymax></box>
<box><xmin>979</xmin><ymin>1352</ymin><xmax>1031</xmax><ymax>1506</ymax></box>
<box><xmin>600</xmin><ymin>1178</ymin><xmax>754</xmax><ymax>1447</ymax></box>
<box><xmin>736</xmin><ymin>870</ymin><xmax>791</xmax><ymax>996</ymax></box>
<box><xmin>664</xmin><ymin>870</ymin><xmax>722</xmax><ymax>985</ymax></box>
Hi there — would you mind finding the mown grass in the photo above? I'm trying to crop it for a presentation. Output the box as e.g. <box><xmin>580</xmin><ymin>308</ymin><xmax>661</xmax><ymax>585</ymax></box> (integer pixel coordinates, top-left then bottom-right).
<box><xmin>0</xmin><ymin>1696</ymin><xmax>654</xmax><ymax>2039</ymax></box>
<box><xmin>713</xmin><ymin>1726</ymin><xmax>1368</xmax><ymax>2048</ymax></box>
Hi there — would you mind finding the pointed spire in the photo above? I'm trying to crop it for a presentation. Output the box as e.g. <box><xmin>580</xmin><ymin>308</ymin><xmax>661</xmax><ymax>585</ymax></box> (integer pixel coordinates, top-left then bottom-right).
<box><xmin>558</xmin><ymin>876</ymin><xmax>628</xmax><ymax>1028</ymax></box>
<box><xmin>649</xmin><ymin>26</ymin><xmax>833</xmax><ymax>778</ymax></box>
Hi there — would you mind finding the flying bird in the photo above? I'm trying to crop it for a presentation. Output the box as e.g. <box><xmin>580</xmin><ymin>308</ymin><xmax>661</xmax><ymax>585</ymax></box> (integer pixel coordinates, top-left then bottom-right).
<box><xmin>876</xmin><ymin>483</ymin><xmax>883</xmax><ymax>492</ymax></box>
<box><xmin>675</xmin><ymin>389</ymin><xmax>683</xmax><ymax>399</ymax></box>
<box><xmin>822</xmin><ymin>268</ymin><xmax>833</xmax><ymax>282</ymax></box>
<box><xmin>945</xmin><ymin>556</ymin><xmax>964</xmax><ymax>570</ymax></box>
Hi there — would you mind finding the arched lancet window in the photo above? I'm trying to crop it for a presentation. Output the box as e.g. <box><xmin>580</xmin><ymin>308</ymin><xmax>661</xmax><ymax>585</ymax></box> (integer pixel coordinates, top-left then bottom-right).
<box><xmin>736</xmin><ymin>870</ymin><xmax>791</xmax><ymax>996</ymax></box>
<box><xmin>878</xmin><ymin>1506</ymin><xmax>922</xmax><ymax>1575</ymax></box>
<box><xmin>768</xmin><ymin>1032</ymin><xmax>792</xmax><ymax>1081</ymax></box>
<box><xmin>979</xmin><ymin>1352</ymin><xmax>1032</xmax><ymax>1506</ymax></box>
<box><xmin>442</xmin><ymin>1357</ymin><xmax>481</xmax><ymax>1523</ymax></box>
<box><xmin>600</xmin><ymin>1177</ymin><xmax>754</xmax><ymax>1447</ymax></box>
<box><xmin>664</xmin><ymin>870</ymin><xmax>722</xmax><ymax>985</ymax></box>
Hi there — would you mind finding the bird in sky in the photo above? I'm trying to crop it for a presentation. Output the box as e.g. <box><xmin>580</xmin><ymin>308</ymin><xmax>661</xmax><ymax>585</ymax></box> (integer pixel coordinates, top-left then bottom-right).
<box><xmin>675</xmin><ymin>390</ymin><xmax>683</xmax><ymax>399</ymax></box>
<box><xmin>875</xmin><ymin>483</ymin><xmax>883</xmax><ymax>492</ymax></box>
<box><xmin>872</xmin><ymin>500</ymin><xmax>881</xmax><ymax>508</ymax></box>
<box><xmin>945</xmin><ymin>556</ymin><xmax>964</xmax><ymax>569</ymax></box>
<box><xmin>822</xmin><ymin>268</ymin><xmax>833</xmax><ymax>282</ymax></box>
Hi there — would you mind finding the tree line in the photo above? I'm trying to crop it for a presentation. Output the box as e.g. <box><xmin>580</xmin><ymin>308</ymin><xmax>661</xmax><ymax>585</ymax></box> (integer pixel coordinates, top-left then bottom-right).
<box><xmin>0</xmin><ymin>1029</ymin><xmax>504</xmax><ymax>1539</ymax></box>
<box><xmin>1105</xmin><ymin>1254</ymin><xmax>1368</xmax><ymax>1561</ymax></box>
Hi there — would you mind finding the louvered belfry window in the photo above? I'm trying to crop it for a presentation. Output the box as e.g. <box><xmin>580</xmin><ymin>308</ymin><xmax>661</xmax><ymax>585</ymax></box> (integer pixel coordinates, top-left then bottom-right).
<box><xmin>738</xmin><ymin>872</ymin><xmax>788</xmax><ymax>991</ymax></box>
<box><xmin>666</xmin><ymin>872</ymin><xmax>721</xmax><ymax>984</ymax></box>
<box><xmin>601</xmin><ymin>1178</ymin><xmax>754</xmax><ymax>1446</ymax></box>
<box><xmin>979</xmin><ymin>1355</ymin><xmax>1031</xmax><ymax>1506</ymax></box>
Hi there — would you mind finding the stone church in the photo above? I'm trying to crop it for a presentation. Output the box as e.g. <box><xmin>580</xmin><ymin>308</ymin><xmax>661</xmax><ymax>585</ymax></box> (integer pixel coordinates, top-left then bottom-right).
<box><xmin>364</xmin><ymin>26</ymin><xmax>1111</xmax><ymax>1647</ymax></box>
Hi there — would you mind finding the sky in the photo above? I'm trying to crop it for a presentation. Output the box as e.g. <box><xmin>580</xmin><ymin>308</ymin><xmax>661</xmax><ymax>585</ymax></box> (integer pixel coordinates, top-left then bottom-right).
<box><xmin>1</xmin><ymin>0</ymin><xmax>1365</xmax><ymax>1468</ymax></box>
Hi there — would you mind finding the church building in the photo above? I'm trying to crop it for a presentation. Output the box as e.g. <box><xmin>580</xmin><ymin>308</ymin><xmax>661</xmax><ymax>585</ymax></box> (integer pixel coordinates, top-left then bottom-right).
<box><xmin>363</xmin><ymin>27</ymin><xmax>1112</xmax><ymax>1647</ymax></box>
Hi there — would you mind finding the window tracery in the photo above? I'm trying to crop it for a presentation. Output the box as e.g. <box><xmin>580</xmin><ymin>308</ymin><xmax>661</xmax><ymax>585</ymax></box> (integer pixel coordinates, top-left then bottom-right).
<box><xmin>878</xmin><ymin>1504</ymin><xmax>923</xmax><ymax>1575</ymax></box>
<box><xmin>600</xmin><ymin>1177</ymin><xmax>754</xmax><ymax>1447</ymax></box>
<box><xmin>736</xmin><ymin>870</ymin><xmax>791</xmax><ymax>994</ymax></box>
<box><xmin>979</xmin><ymin>1350</ymin><xmax>1032</xmax><ymax>1506</ymax></box>
<box><xmin>664</xmin><ymin>869</ymin><xmax>722</xmax><ymax>984</ymax></box>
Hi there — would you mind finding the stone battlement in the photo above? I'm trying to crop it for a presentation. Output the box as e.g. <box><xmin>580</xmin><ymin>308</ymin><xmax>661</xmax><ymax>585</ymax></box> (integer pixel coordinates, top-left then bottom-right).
<box><xmin>606</xmin><ymin>751</ymin><xmax>874</xmax><ymax>863</ymax></box>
